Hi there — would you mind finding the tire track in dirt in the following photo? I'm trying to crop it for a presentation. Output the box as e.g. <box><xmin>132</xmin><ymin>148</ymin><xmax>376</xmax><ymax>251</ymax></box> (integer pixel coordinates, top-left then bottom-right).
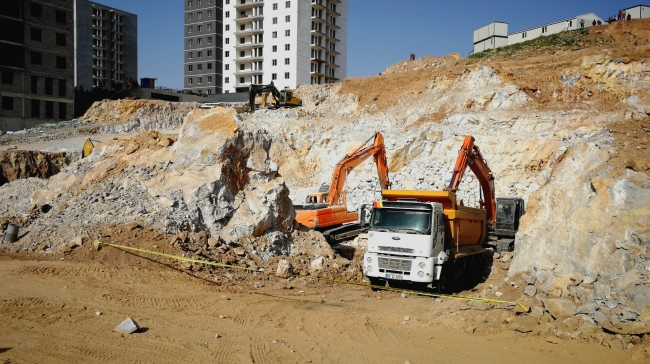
<box><xmin>212</xmin><ymin>336</ymin><xmax>237</xmax><ymax>362</ymax></box>
<box><xmin>0</xmin><ymin>297</ymin><xmax>51</xmax><ymax>307</ymax></box>
<box><xmin>99</xmin><ymin>294</ymin><xmax>219</xmax><ymax>309</ymax></box>
<box><xmin>249</xmin><ymin>337</ymin><xmax>272</xmax><ymax>364</ymax></box>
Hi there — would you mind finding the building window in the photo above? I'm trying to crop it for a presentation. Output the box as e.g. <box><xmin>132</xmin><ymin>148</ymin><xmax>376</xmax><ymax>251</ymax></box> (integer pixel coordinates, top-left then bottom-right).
<box><xmin>207</xmin><ymin>50</ymin><xmax>213</xmax><ymax>56</ymax></box>
<box><xmin>31</xmin><ymin>99</ymin><xmax>39</xmax><ymax>117</ymax></box>
<box><xmin>56</xmin><ymin>10</ymin><xmax>66</xmax><ymax>23</ymax></box>
<box><xmin>225</xmin><ymin>51</ymin><xmax>230</xmax><ymax>57</ymax></box>
<box><xmin>285</xmin><ymin>29</ymin><xmax>290</xmax><ymax>37</ymax></box>
<box><xmin>272</xmin><ymin>59</ymin><xmax>277</xmax><ymax>66</ymax></box>
<box><xmin>272</xmin><ymin>17</ymin><xmax>277</xmax><ymax>24</ymax></box>
<box><xmin>240</xmin><ymin>37</ymin><xmax>245</xmax><ymax>44</ymax></box>
<box><xmin>240</xmin><ymin>50</ymin><xmax>245</xmax><ymax>57</ymax></box>
<box><xmin>58</xmin><ymin>103</ymin><xmax>66</xmax><ymax>119</ymax></box>
<box><xmin>31</xmin><ymin>52</ymin><xmax>43</xmax><ymax>65</ymax></box>
<box><xmin>207</xmin><ymin>23</ymin><xmax>212</xmax><ymax>31</ymax></box>
<box><xmin>188</xmin><ymin>78</ymin><xmax>193</xmax><ymax>85</ymax></box>
<box><xmin>197</xmin><ymin>64</ymin><xmax>203</xmax><ymax>70</ymax></box>
<box><xmin>225</xmin><ymin>64</ymin><xmax>229</xmax><ymax>70</ymax></box>
<box><xmin>1</xmin><ymin>71</ymin><xmax>14</xmax><ymax>85</ymax></box>
<box><xmin>273</xmin><ymin>3</ymin><xmax>278</xmax><ymax>10</ymax></box>
<box><xmin>197</xmin><ymin>12</ymin><xmax>202</xmax><ymax>19</ymax></box>
<box><xmin>284</xmin><ymin>58</ymin><xmax>289</xmax><ymax>65</ymax></box>
<box><xmin>207</xmin><ymin>36</ymin><xmax>212</xmax><ymax>44</ymax></box>
<box><xmin>272</xmin><ymin>73</ymin><xmax>277</xmax><ymax>80</ymax></box>
<box><xmin>188</xmin><ymin>39</ymin><xmax>193</xmax><ymax>46</ymax></box>
<box><xmin>31</xmin><ymin>28</ymin><xmax>42</xmax><ymax>41</ymax></box>
<box><xmin>542</xmin><ymin>26</ymin><xmax>547</xmax><ymax>33</ymax></box>
<box><xmin>197</xmin><ymin>38</ymin><xmax>202</xmax><ymax>45</ymax></box>
<box><xmin>56</xmin><ymin>33</ymin><xmax>66</xmax><ymax>46</ymax></box>
<box><xmin>30</xmin><ymin>3</ymin><xmax>42</xmax><ymax>17</ymax></box>
<box><xmin>188</xmin><ymin>26</ymin><xmax>193</xmax><ymax>33</ymax></box>
<box><xmin>225</xmin><ymin>77</ymin><xmax>229</xmax><ymax>83</ymax></box>
<box><xmin>240</xmin><ymin>64</ymin><xmax>245</xmax><ymax>70</ymax></box>
<box><xmin>225</xmin><ymin>11</ymin><xmax>230</xmax><ymax>18</ymax></box>
<box><xmin>226</xmin><ymin>0</ymin><xmax>229</xmax><ymax>3</ymax></box>
<box><xmin>225</xmin><ymin>24</ymin><xmax>230</xmax><ymax>31</ymax></box>
<box><xmin>208</xmin><ymin>10</ymin><xmax>212</xmax><ymax>17</ymax></box>
<box><xmin>188</xmin><ymin>13</ymin><xmax>193</xmax><ymax>20</ymax></box>
<box><xmin>1</xmin><ymin>97</ymin><xmax>13</xmax><ymax>111</ymax></box>
<box><xmin>285</xmin><ymin>72</ymin><xmax>290</xmax><ymax>79</ymax></box>
<box><xmin>188</xmin><ymin>0</ymin><xmax>192</xmax><ymax>6</ymax></box>
<box><xmin>45</xmin><ymin>101</ymin><xmax>54</xmax><ymax>118</ymax></box>
<box><xmin>208</xmin><ymin>76</ymin><xmax>213</xmax><ymax>82</ymax></box>
<box><xmin>188</xmin><ymin>52</ymin><xmax>193</xmax><ymax>59</ymax></box>
<box><xmin>225</xmin><ymin>38</ymin><xmax>230</xmax><ymax>44</ymax></box>
<box><xmin>198</xmin><ymin>51</ymin><xmax>203</xmax><ymax>57</ymax></box>
<box><xmin>198</xmin><ymin>77</ymin><xmax>202</xmax><ymax>84</ymax></box>
<box><xmin>286</xmin><ymin>1</ymin><xmax>290</xmax><ymax>8</ymax></box>
<box><xmin>58</xmin><ymin>79</ymin><xmax>66</xmax><ymax>97</ymax></box>
<box><xmin>272</xmin><ymin>31</ymin><xmax>277</xmax><ymax>38</ymax></box>
<box><xmin>197</xmin><ymin>25</ymin><xmax>202</xmax><ymax>32</ymax></box>
<box><xmin>207</xmin><ymin>63</ymin><xmax>212</xmax><ymax>69</ymax></box>
<box><xmin>285</xmin><ymin>15</ymin><xmax>290</xmax><ymax>22</ymax></box>
<box><xmin>272</xmin><ymin>45</ymin><xmax>277</xmax><ymax>52</ymax></box>
<box><xmin>197</xmin><ymin>0</ymin><xmax>202</xmax><ymax>5</ymax></box>
<box><xmin>240</xmin><ymin>77</ymin><xmax>244</xmax><ymax>83</ymax></box>
<box><xmin>285</xmin><ymin>44</ymin><xmax>290</xmax><ymax>51</ymax></box>
<box><xmin>188</xmin><ymin>65</ymin><xmax>193</xmax><ymax>71</ymax></box>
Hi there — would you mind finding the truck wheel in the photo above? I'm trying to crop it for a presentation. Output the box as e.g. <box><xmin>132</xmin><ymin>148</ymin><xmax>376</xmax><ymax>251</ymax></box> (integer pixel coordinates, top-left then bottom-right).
<box><xmin>369</xmin><ymin>277</ymin><xmax>385</xmax><ymax>291</ymax></box>
<box><xmin>435</xmin><ymin>271</ymin><xmax>449</xmax><ymax>294</ymax></box>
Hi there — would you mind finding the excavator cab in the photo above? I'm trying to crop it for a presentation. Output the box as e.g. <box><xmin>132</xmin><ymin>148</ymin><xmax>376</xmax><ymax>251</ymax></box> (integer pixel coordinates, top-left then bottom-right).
<box><xmin>305</xmin><ymin>192</ymin><xmax>328</xmax><ymax>204</ymax></box>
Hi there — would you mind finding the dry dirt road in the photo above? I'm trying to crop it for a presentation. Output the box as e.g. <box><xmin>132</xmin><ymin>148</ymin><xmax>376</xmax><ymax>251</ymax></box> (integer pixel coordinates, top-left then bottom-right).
<box><xmin>0</xmin><ymin>247</ymin><xmax>635</xmax><ymax>364</ymax></box>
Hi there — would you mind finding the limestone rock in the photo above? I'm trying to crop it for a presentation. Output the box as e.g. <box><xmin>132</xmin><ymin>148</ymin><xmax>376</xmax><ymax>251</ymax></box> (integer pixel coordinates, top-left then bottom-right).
<box><xmin>115</xmin><ymin>318</ymin><xmax>140</xmax><ymax>334</ymax></box>
<box><xmin>542</xmin><ymin>298</ymin><xmax>577</xmax><ymax>320</ymax></box>
<box><xmin>310</xmin><ymin>256</ymin><xmax>325</xmax><ymax>271</ymax></box>
<box><xmin>275</xmin><ymin>259</ymin><xmax>294</xmax><ymax>278</ymax></box>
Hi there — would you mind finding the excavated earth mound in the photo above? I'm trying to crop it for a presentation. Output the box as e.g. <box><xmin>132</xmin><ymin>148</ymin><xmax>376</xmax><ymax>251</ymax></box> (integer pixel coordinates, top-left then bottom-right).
<box><xmin>0</xmin><ymin>151</ymin><xmax>70</xmax><ymax>186</ymax></box>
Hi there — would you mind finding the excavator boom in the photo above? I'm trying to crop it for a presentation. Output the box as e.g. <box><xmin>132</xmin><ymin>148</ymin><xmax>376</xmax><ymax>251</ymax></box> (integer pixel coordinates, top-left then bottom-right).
<box><xmin>326</xmin><ymin>132</ymin><xmax>391</xmax><ymax>206</ymax></box>
<box><xmin>446</xmin><ymin>136</ymin><xmax>496</xmax><ymax>228</ymax></box>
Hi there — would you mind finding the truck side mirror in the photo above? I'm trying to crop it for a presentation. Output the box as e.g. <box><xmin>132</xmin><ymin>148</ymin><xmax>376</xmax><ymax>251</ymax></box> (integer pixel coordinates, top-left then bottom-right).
<box><xmin>359</xmin><ymin>204</ymin><xmax>370</xmax><ymax>227</ymax></box>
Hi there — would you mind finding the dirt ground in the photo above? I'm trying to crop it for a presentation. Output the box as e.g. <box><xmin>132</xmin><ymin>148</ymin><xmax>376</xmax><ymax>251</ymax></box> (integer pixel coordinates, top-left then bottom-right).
<box><xmin>0</xmin><ymin>243</ymin><xmax>638</xmax><ymax>364</ymax></box>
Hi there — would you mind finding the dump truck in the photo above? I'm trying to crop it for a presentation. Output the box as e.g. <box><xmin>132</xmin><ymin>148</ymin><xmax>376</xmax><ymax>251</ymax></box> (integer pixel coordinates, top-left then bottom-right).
<box><xmin>362</xmin><ymin>136</ymin><xmax>495</xmax><ymax>292</ymax></box>
<box><xmin>293</xmin><ymin>132</ymin><xmax>391</xmax><ymax>243</ymax></box>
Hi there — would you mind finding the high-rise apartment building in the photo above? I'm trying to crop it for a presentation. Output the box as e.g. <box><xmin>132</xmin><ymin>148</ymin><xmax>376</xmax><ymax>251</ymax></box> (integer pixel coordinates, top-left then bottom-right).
<box><xmin>0</xmin><ymin>0</ymin><xmax>75</xmax><ymax>131</ymax></box>
<box><xmin>74</xmin><ymin>0</ymin><xmax>138</xmax><ymax>89</ymax></box>
<box><xmin>223</xmin><ymin>0</ymin><xmax>347</xmax><ymax>93</ymax></box>
<box><xmin>184</xmin><ymin>0</ymin><xmax>224</xmax><ymax>95</ymax></box>
<box><xmin>184</xmin><ymin>0</ymin><xmax>347</xmax><ymax>94</ymax></box>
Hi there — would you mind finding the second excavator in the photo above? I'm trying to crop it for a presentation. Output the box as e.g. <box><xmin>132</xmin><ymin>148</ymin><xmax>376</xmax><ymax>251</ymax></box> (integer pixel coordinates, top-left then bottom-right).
<box><xmin>293</xmin><ymin>132</ymin><xmax>391</xmax><ymax>243</ymax></box>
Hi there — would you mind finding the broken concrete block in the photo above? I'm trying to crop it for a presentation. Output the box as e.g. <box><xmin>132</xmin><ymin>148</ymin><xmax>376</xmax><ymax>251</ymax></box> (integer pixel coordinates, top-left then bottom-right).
<box><xmin>115</xmin><ymin>318</ymin><xmax>139</xmax><ymax>334</ymax></box>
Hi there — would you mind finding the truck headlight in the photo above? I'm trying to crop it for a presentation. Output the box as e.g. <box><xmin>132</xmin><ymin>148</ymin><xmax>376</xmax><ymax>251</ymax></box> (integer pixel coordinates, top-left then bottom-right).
<box><xmin>418</xmin><ymin>262</ymin><xmax>426</xmax><ymax>269</ymax></box>
<box><xmin>369</xmin><ymin>233</ymin><xmax>374</xmax><ymax>238</ymax></box>
<box><xmin>366</xmin><ymin>266</ymin><xmax>373</xmax><ymax>273</ymax></box>
<box><xmin>366</xmin><ymin>257</ymin><xmax>372</xmax><ymax>263</ymax></box>
<box><xmin>417</xmin><ymin>271</ymin><xmax>424</xmax><ymax>277</ymax></box>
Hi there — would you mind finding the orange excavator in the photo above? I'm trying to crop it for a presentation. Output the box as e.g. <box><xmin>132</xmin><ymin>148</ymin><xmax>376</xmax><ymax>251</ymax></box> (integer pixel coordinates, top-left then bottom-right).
<box><xmin>294</xmin><ymin>132</ymin><xmax>391</xmax><ymax>243</ymax></box>
<box><xmin>445</xmin><ymin>135</ymin><xmax>496</xmax><ymax>229</ymax></box>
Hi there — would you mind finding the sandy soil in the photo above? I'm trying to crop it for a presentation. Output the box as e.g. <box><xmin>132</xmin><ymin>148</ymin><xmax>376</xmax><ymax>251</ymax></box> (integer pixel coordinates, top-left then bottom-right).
<box><xmin>0</xmin><ymin>246</ymin><xmax>636</xmax><ymax>364</ymax></box>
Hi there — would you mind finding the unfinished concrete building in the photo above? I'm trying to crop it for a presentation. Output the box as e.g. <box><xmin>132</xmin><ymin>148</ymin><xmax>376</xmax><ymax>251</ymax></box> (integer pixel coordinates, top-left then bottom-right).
<box><xmin>0</xmin><ymin>0</ymin><xmax>75</xmax><ymax>131</ymax></box>
<box><xmin>74</xmin><ymin>0</ymin><xmax>138</xmax><ymax>89</ymax></box>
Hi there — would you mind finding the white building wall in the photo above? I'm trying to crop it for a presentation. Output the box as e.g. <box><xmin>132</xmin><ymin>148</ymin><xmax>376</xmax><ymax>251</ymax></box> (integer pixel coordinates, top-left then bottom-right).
<box><xmin>508</xmin><ymin>13</ymin><xmax>602</xmax><ymax>46</ymax></box>
<box><xmin>624</xmin><ymin>5</ymin><xmax>650</xmax><ymax>19</ymax></box>
<box><xmin>221</xmin><ymin>0</ymin><xmax>346</xmax><ymax>93</ymax></box>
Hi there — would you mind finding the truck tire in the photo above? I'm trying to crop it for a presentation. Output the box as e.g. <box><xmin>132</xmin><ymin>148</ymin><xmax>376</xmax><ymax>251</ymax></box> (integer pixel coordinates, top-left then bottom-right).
<box><xmin>369</xmin><ymin>277</ymin><xmax>386</xmax><ymax>291</ymax></box>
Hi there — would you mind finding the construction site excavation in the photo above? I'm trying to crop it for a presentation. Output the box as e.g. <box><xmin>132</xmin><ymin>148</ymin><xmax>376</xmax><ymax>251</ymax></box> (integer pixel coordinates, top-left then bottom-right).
<box><xmin>2</xmin><ymin>19</ymin><xmax>650</xmax><ymax>364</ymax></box>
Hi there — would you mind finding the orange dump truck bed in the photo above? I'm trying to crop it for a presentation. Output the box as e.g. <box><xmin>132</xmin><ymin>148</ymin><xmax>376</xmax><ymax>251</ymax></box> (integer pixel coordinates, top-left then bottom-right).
<box><xmin>381</xmin><ymin>190</ymin><xmax>487</xmax><ymax>247</ymax></box>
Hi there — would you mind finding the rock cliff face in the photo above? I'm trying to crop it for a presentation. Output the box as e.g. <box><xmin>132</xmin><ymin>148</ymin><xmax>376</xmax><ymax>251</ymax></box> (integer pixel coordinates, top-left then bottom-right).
<box><xmin>0</xmin><ymin>151</ymin><xmax>70</xmax><ymax>186</ymax></box>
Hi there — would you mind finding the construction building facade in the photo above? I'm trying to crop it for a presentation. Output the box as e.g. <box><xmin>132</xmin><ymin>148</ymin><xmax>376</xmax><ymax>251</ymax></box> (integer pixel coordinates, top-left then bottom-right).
<box><xmin>183</xmin><ymin>0</ymin><xmax>225</xmax><ymax>95</ymax></box>
<box><xmin>184</xmin><ymin>0</ymin><xmax>348</xmax><ymax>94</ymax></box>
<box><xmin>0</xmin><ymin>0</ymin><xmax>75</xmax><ymax>131</ymax></box>
<box><xmin>74</xmin><ymin>0</ymin><xmax>138</xmax><ymax>89</ymax></box>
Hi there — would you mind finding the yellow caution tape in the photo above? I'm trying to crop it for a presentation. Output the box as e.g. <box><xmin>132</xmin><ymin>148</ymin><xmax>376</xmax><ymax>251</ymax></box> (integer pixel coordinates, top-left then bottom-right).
<box><xmin>94</xmin><ymin>241</ymin><xmax>529</xmax><ymax>311</ymax></box>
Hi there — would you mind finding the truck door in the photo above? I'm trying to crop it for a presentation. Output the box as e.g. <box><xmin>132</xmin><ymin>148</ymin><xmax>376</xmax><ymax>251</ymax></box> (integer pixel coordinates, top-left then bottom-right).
<box><xmin>434</xmin><ymin>211</ymin><xmax>445</xmax><ymax>252</ymax></box>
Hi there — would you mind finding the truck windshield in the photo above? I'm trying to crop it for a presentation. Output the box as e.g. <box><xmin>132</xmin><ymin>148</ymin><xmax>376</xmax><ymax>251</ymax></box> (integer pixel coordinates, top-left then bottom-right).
<box><xmin>370</xmin><ymin>208</ymin><xmax>431</xmax><ymax>233</ymax></box>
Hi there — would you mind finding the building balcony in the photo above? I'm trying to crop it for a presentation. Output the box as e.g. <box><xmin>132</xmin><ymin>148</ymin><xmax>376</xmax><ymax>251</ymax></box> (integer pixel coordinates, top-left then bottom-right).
<box><xmin>235</xmin><ymin>14</ymin><xmax>264</xmax><ymax>22</ymax></box>
<box><xmin>327</xmin><ymin>35</ymin><xmax>340</xmax><ymax>43</ymax></box>
<box><xmin>234</xmin><ymin>28</ymin><xmax>264</xmax><ymax>36</ymax></box>
<box><xmin>235</xmin><ymin>69</ymin><xmax>263</xmax><ymax>76</ymax></box>
<box><xmin>328</xmin><ymin>62</ymin><xmax>339</xmax><ymax>68</ymax></box>
<box><xmin>311</xmin><ymin>0</ymin><xmax>326</xmax><ymax>10</ymax></box>
<box><xmin>310</xmin><ymin>28</ymin><xmax>326</xmax><ymax>37</ymax></box>
<box><xmin>329</xmin><ymin>22</ymin><xmax>340</xmax><ymax>30</ymax></box>
<box><xmin>310</xmin><ymin>71</ymin><xmax>326</xmax><ymax>77</ymax></box>
<box><xmin>325</xmin><ymin>75</ymin><xmax>340</xmax><ymax>81</ymax></box>
<box><xmin>234</xmin><ymin>0</ymin><xmax>264</xmax><ymax>10</ymax></box>
<box><xmin>311</xmin><ymin>15</ymin><xmax>325</xmax><ymax>23</ymax></box>
<box><xmin>327</xmin><ymin>8</ymin><xmax>341</xmax><ymax>17</ymax></box>
<box><xmin>235</xmin><ymin>55</ymin><xmax>264</xmax><ymax>63</ymax></box>
<box><xmin>310</xmin><ymin>43</ymin><xmax>326</xmax><ymax>51</ymax></box>
<box><xmin>329</xmin><ymin>0</ymin><xmax>341</xmax><ymax>4</ymax></box>
<box><xmin>327</xmin><ymin>48</ymin><xmax>340</xmax><ymax>56</ymax></box>
<box><xmin>311</xmin><ymin>57</ymin><xmax>326</xmax><ymax>64</ymax></box>
<box><xmin>235</xmin><ymin>41</ymin><xmax>264</xmax><ymax>50</ymax></box>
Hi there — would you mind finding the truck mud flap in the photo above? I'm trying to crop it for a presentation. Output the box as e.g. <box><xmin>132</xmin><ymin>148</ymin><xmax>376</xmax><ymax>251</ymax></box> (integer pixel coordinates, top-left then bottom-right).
<box><xmin>322</xmin><ymin>223</ymin><xmax>367</xmax><ymax>244</ymax></box>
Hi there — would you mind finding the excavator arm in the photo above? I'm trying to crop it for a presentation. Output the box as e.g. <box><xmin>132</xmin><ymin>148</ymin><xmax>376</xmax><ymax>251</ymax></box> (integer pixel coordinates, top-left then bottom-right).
<box><xmin>248</xmin><ymin>82</ymin><xmax>282</xmax><ymax>111</ymax></box>
<box><xmin>326</xmin><ymin>132</ymin><xmax>391</xmax><ymax>206</ymax></box>
<box><xmin>446</xmin><ymin>136</ymin><xmax>496</xmax><ymax>228</ymax></box>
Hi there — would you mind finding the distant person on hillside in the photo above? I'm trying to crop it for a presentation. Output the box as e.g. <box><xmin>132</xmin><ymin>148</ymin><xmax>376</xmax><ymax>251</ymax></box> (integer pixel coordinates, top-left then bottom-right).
<box><xmin>597</xmin><ymin>20</ymin><xmax>602</xmax><ymax>25</ymax></box>
<box><xmin>622</xmin><ymin>11</ymin><xmax>626</xmax><ymax>20</ymax></box>
<box><xmin>592</xmin><ymin>19</ymin><xmax>597</xmax><ymax>26</ymax></box>
<box><xmin>618</xmin><ymin>9</ymin><xmax>622</xmax><ymax>20</ymax></box>
<box><xmin>580</xmin><ymin>18</ymin><xmax>585</xmax><ymax>28</ymax></box>
<box><xmin>627</xmin><ymin>13</ymin><xmax>631</xmax><ymax>21</ymax></box>
<box><xmin>564</xmin><ymin>20</ymin><xmax>569</xmax><ymax>31</ymax></box>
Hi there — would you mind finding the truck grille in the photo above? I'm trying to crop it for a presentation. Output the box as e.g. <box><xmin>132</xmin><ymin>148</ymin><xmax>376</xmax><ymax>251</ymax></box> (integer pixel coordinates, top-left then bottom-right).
<box><xmin>379</xmin><ymin>246</ymin><xmax>414</xmax><ymax>254</ymax></box>
<box><xmin>378</xmin><ymin>257</ymin><xmax>412</xmax><ymax>272</ymax></box>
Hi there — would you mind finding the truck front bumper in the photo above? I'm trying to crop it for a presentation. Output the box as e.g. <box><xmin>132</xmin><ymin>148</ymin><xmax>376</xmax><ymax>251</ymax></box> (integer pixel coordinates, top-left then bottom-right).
<box><xmin>363</xmin><ymin>252</ymin><xmax>437</xmax><ymax>283</ymax></box>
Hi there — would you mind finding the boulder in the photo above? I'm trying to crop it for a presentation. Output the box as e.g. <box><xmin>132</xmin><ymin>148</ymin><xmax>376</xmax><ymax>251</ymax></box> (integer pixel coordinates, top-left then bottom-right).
<box><xmin>275</xmin><ymin>259</ymin><xmax>294</xmax><ymax>278</ymax></box>
<box><xmin>542</xmin><ymin>298</ymin><xmax>577</xmax><ymax>320</ymax></box>
<box><xmin>115</xmin><ymin>318</ymin><xmax>139</xmax><ymax>334</ymax></box>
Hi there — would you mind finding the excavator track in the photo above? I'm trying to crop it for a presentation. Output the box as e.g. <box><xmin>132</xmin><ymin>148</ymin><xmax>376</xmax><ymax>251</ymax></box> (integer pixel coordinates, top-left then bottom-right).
<box><xmin>322</xmin><ymin>223</ymin><xmax>367</xmax><ymax>244</ymax></box>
